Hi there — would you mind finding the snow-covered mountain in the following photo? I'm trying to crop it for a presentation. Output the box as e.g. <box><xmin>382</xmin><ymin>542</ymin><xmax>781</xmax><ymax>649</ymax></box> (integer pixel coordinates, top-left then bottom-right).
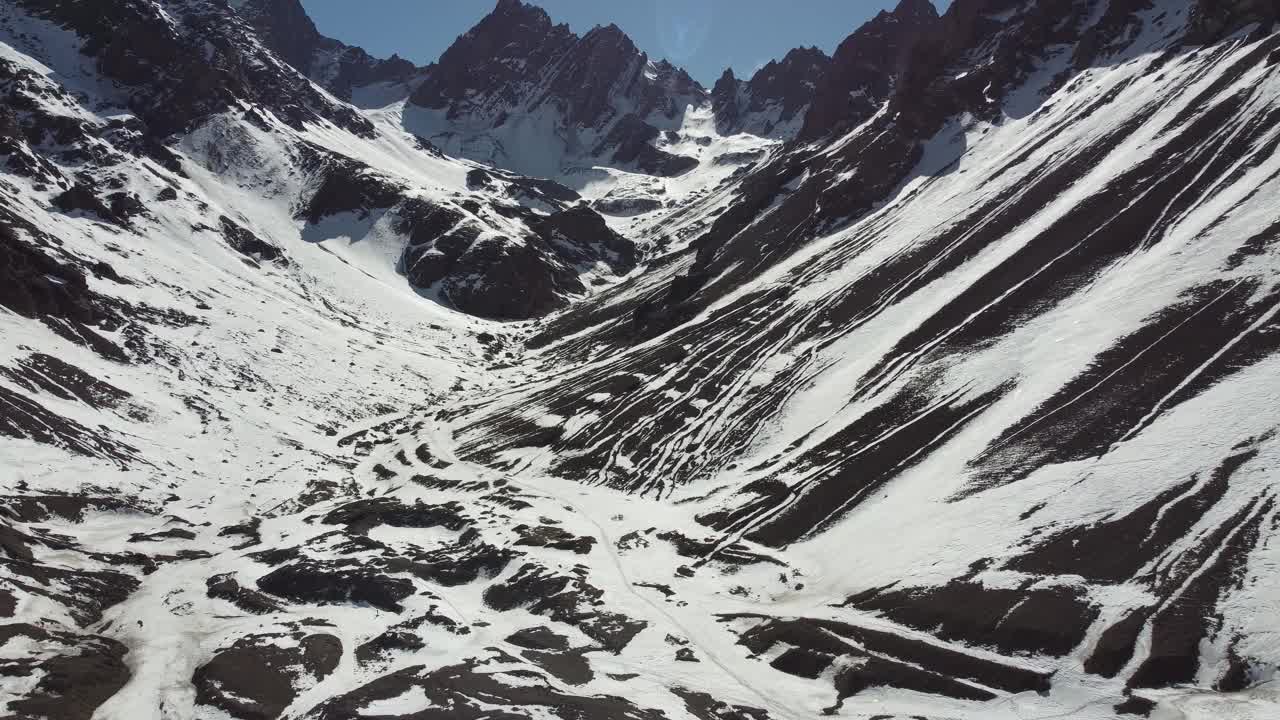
<box><xmin>3</xmin><ymin>0</ymin><xmax>1280</xmax><ymax>719</ymax></box>
<box><xmin>404</xmin><ymin>0</ymin><xmax>707</xmax><ymax>179</ymax></box>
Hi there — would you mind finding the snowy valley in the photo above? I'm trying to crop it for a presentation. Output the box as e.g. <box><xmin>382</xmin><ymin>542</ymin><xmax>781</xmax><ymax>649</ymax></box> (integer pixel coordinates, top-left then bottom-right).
<box><xmin>2</xmin><ymin>1</ymin><xmax>1280</xmax><ymax>719</ymax></box>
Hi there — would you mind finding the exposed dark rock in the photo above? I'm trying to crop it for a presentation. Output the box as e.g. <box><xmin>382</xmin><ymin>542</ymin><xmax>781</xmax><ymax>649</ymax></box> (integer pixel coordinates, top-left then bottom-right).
<box><xmin>845</xmin><ymin>580</ymin><xmax>1099</xmax><ymax>657</ymax></box>
<box><xmin>194</xmin><ymin>632</ymin><xmax>341</xmax><ymax>720</ymax></box>
<box><xmin>521</xmin><ymin>647</ymin><xmax>594</xmax><ymax>685</ymax></box>
<box><xmin>1</xmin><ymin>354</ymin><xmax>130</xmax><ymax>410</ymax></box>
<box><xmin>0</xmin><ymin>495</ymin><xmax>143</xmax><ymax>524</ymax></box>
<box><xmin>128</xmin><ymin>527</ymin><xmax>196</xmax><ymax>542</ymax></box>
<box><xmin>356</xmin><ymin>609</ymin><xmax>470</xmax><ymax>665</ymax></box>
<box><xmin>383</xmin><ymin>539</ymin><xmax>514</xmax><ymax>587</ymax></box>
<box><xmin>2</xmin><ymin>626</ymin><xmax>130</xmax><ymax>720</ymax></box>
<box><xmin>218</xmin><ymin>517</ymin><xmax>263</xmax><ymax>549</ymax></box>
<box><xmin>106</xmin><ymin>192</ymin><xmax>145</xmax><ymax>220</ymax></box>
<box><xmin>312</xmin><ymin>656</ymin><xmax>668</xmax><ymax>720</ymax></box>
<box><xmin>299</xmin><ymin>156</ymin><xmax>404</xmax><ymax>224</ymax></box>
<box><xmin>219</xmin><ymin>216</ymin><xmax>287</xmax><ymax>266</ymax></box>
<box><xmin>434</xmin><ymin>236</ymin><xmax>574</xmax><ymax>319</ymax></box>
<box><xmin>833</xmin><ymin>655</ymin><xmax>995</xmax><ymax>703</ymax></box>
<box><xmin>675</xmin><ymin>647</ymin><xmax>699</xmax><ymax>662</ymax></box>
<box><xmin>593</xmin><ymin>114</ymin><xmax>698</xmax><ymax>176</ymax></box>
<box><xmin>410</xmin><ymin>0</ymin><xmax>578</xmax><ymax>119</ymax></box>
<box><xmin>1128</xmin><ymin>497</ymin><xmax>1275</xmax><ymax>689</ymax></box>
<box><xmin>672</xmin><ymin>687</ymin><xmax>770</xmax><ymax>720</ymax></box>
<box><xmin>355</xmin><ymin>629</ymin><xmax>425</xmax><ymax>665</ymax></box>
<box><xmin>1114</xmin><ymin>695</ymin><xmax>1157</xmax><ymax>716</ymax></box>
<box><xmin>0</xmin><ymin>217</ymin><xmax>126</xmax><ymax>361</ymax></box>
<box><xmin>469</xmin><ymin>168</ymin><xmax>582</xmax><ymax>207</ymax></box>
<box><xmin>769</xmin><ymin>647</ymin><xmax>830</xmax><ymax>678</ymax></box>
<box><xmin>257</xmin><ymin>560</ymin><xmax>414</xmax><ymax>612</ymax></box>
<box><xmin>321</xmin><ymin>497</ymin><xmax>470</xmax><ymax>535</ymax></box>
<box><xmin>247</xmin><ymin>546</ymin><xmax>302</xmax><ymax>566</ymax></box>
<box><xmin>593</xmin><ymin>195</ymin><xmax>664</xmax><ymax>216</ymax></box>
<box><xmin>53</xmin><ymin>184</ymin><xmax>120</xmax><ymax>223</ymax></box>
<box><xmin>655</xmin><ymin>530</ymin><xmax>782</xmax><ymax>566</ymax></box>
<box><xmin>0</xmin><ymin>385</ymin><xmax>138</xmax><ymax>462</ymax></box>
<box><xmin>484</xmin><ymin>563</ymin><xmax>646</xmax><ymax>651</ymax></box>
<box><xmin>735</xmin><ymin>614</ymin><xmax>1052</xmax><ymax>698</ymax></box>
<box><xmin>206</xmin><ymin>573</ymin><xmax>284</xmax><ymax>614</ymax></box>
<box><xmin>505</xmin><ymin>626</ymin><xmax>571</xmax><ymax>652</ymax></box>
<box><xmin>397</xmin><ymin>196</ymin><xmax>632</xmax><ymax>319</ymax></box>
<box><xmin>531</xmin><ymin>204</ymin><xmax>637</xmax><ymax>269</ymax></box>
<box><xmin>513</xmin><ymin>524</ymin><xmax>597</xmax><ymax>554</ymax></box>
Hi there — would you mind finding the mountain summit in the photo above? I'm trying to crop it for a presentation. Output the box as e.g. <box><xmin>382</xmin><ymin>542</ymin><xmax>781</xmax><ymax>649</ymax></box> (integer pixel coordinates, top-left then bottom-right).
<box><xmin>405</xmin><ymin>0</ymin><xmax>706</xmax><ymax>177</ymax></box>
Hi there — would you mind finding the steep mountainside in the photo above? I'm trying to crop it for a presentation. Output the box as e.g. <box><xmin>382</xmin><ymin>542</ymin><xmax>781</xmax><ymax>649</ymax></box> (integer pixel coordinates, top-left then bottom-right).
<box><xmin>3</xmin><ymin>1</ymin><xmax>1280</xmax><ymax>720</ymax></box>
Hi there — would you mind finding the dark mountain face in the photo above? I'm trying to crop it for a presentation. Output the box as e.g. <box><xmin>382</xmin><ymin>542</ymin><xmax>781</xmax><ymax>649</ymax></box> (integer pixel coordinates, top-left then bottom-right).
<box><xmin>233</xmin><ymin>0</ymin><xmax>421</xmax><ymax>101</ymax></box>
<box><xmin>712</xmin><ymin>46</ymin><xmax>831</xmax><ymax>137</ymax></box>
<box><xmin>409</xmin><ymin>0</ymin><xmax>577</xmax><ymax>121</ymax></box>
<box><xmin>800</xmin><ymin>0</ymin><xmax>940</xmax><ymax>141</ymax></box>
<box><xmin>233</xmin><ymin>0</ymin><xmax>320</xmax><ymax>73</ymax></box>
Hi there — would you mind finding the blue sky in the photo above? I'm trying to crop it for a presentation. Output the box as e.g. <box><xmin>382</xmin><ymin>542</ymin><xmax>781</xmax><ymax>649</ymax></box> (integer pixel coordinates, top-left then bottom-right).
<box><xmin>299</xmin><ymin>0</ymin><xmax>949</xmax><ymax>86</ymax></box>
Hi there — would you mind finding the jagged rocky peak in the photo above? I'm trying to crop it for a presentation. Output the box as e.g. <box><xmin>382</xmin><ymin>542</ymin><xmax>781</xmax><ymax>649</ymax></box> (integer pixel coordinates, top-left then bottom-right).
<box><xmin>749</xmin><ymin>46</ymin><xmax>831</xmax><ymax>105</ymax></box>
<box><xmin>413</xmin><ymin>0</ymin><xmax>706</xmax><ymax>129</ymax></box>
<box><xmin>713</xmin><ymin>46</ymin><xmax>831</xmax><ymax>137</ymax></box>
<box><xmin>232</xmin><ymin>0</ymin><xmax>421</xmax><ymax>100</ymax></box>
<box><xmin>799</xmin><ymin>0</ymin><xmax>940</xmax><ymax>140</ymax></box>
<box><xmin>407</xmin><ymin>0</ymin><xmax>705</xmax><ymax>176</ymax></box>
<box><xmin>410</xmin><ymin>0</ymin><xmax>576</xmax><ymax>120</ymax></box>
<box><xmin>712</xmin><ymin>67</ymin><xmax>738</xmax><ymax>99</ymax></box>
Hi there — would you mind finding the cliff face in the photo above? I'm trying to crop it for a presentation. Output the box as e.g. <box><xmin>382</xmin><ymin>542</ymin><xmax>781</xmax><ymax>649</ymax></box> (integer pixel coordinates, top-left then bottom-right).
<box><xmin>712</xmin><ymin>46</ymin><xmax>831</xmax><ymax>138</ymax></box>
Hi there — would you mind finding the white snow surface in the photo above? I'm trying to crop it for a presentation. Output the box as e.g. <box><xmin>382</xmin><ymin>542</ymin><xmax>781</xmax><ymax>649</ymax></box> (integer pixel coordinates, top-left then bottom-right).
<box><xmin>0</xmin><ymin>2</ymin><xmax>1278</xmax><ymax>720</ymax></box>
